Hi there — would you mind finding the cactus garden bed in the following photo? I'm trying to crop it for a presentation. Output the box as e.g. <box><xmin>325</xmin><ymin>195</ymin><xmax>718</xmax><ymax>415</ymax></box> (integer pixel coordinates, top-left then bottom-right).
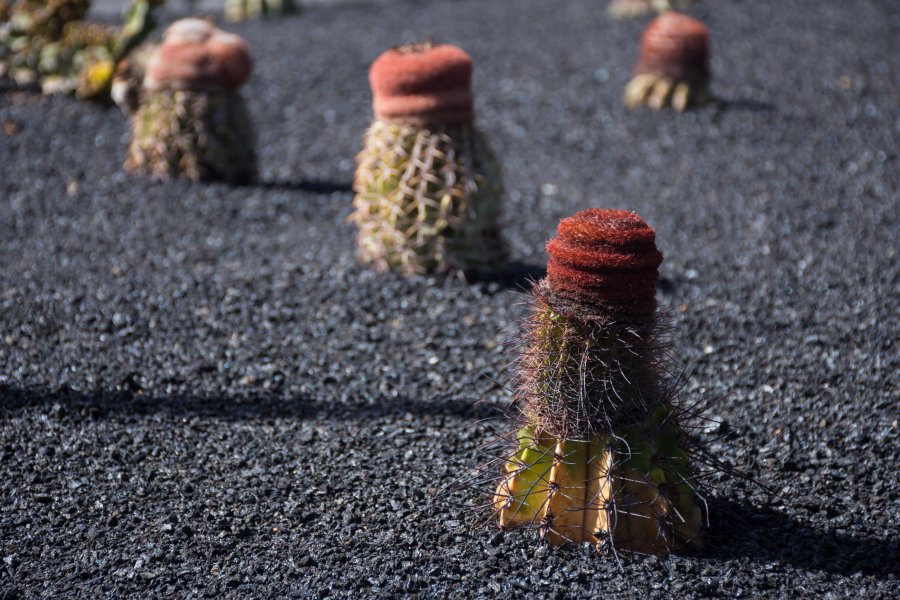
<box><xmin>1</xmin><ymin>0</ymin><xmax>897</xmax><ymax>596</ymax></box>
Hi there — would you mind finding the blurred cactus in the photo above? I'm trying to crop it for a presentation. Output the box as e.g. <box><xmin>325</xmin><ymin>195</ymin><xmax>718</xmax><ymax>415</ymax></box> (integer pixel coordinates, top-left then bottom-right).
<box><xmin>350</xmin><ymin>43</ymin><xmax>505</xmax><ymax>277</ymax></box>
<box><xmin>127</xmin><ymin>90</ymin><xmax>256</xmax><ymax>182</ymax></box>
<box><xmin>224</xmin><ymin>0</ymin><xmax>297</xmax><ymax>22</ymax></box>
<box><xmin>125</xmin><ymin>19</ymin><xmax>256</xmax><ymax>183</ymax></box>
<box><xmin>624</xmin><ymin>11</ymin><xmax>711</xmax><ymax>111</ymax></box>
<box><xmin>492</xmin><ymin>209</ymin><xmax>706</xmax><ymax>557</ymax></box>
<box><xmin>0</xmin><ymin>0</ymin><xmax>162</xmax><ymax>100</ymax></box>
<box><xmin>608</xmin><ymin>0</ymin><xmax>691</xmax><ymax>20</ymax></box>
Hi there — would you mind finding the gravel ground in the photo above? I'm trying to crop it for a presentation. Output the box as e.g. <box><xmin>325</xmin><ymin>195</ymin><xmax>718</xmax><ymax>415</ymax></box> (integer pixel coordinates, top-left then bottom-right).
<box><xmin>1</xmin><ymin>0</ymin><xmax>898</xmax><ymax>597</ymax></box>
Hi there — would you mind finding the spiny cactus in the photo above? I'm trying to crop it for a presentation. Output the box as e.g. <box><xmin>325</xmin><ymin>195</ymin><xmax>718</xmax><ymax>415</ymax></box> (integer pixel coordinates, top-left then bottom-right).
<box><xmin>124</xmin><ymin>18</ymin><xmax>256</xmax><ymax>183</ymax></box>
<box><xmin>224</xmin><ymin>0</ymin><xmax>297</xmax><ymax>22</ymax></box>
<box><xmin>0</xmin><ymin>0</ymin><xmax>161</xmax><ymax>100</ymax></box>
<box><xmin>493</xmin><ymin>209</ymin><xmax>705</xmax><ymax>557</ymax></box>
<box><xmin>624</xmin><ymin>11</ymin><xmax>711</xmax><ymax>112</ymax></box>
<box><xmin>350</xmin><ymin>42</ymin><xmax>505</xmax><ymax>277</ymax></box>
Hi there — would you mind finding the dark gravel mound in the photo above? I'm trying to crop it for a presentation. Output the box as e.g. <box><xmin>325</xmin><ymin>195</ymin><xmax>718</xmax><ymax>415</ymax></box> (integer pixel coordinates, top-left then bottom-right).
<box><xmin>1</xmin><ymin>0</ymin><xmax>898</xmax><ymax>597</ymax></box>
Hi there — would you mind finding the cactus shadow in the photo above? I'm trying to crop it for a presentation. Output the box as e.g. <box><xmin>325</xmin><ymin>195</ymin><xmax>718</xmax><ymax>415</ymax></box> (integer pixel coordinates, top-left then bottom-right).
<box><xmin>701</xmin><ymin>498</ymin><xmax>899</xmax><ymax>578</ymax></box>
<box><xmin>254</xmin><ymin>178</ymin><xmax>354</xmax><ymax>194</ymax></box>
<box><xmin>0</xmin><ymin>383</ymin><xmax>495</xmax><ymax>422</ymax></box>
<box><xmin>713</xmin><ymin>98</ymin><xmax>775</xmax><ymax>113</ymax></box>
<box><xmin>466</xmin><ymin>261</ymin><xmax>545</xmax><ymax>292</ymax></box>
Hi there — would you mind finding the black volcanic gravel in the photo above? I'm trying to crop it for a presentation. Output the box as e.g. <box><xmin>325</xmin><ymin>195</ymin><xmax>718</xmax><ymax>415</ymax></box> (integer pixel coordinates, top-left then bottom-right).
<box><xmin>1</xmin><ymin>0</ymin><xmax>898</xmax><ymax>597</ymax></box>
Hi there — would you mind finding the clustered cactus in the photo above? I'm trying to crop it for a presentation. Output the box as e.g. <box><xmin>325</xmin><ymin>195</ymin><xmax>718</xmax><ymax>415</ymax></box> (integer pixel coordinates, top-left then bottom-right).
<box><xmin>0</xmin><ymin>0</ymin><xmax>160</xmax><ymax>100</ymax></box>
<box><xmin>224</xmin><ymin>0</ymin><xmax>297</xmax><ymax>22</ymax></box>
<box><xmin>493</xmin><ymin>209</ymin><xmax>704</xmax><ymax>556</ymax></box>
<box><xmin>624</xmin><ymin>11</ymin><xmax>711</xmax><ymax>111</ymax></box>
<box><xmin>350</xmin><ymin>42</ymin><xmax>505</xmax><ymax>276</ymax></box>
<box><xmin>124</xmin><ymin>18</ymin><xmax>256</xmax><ymax>183</ymax></box>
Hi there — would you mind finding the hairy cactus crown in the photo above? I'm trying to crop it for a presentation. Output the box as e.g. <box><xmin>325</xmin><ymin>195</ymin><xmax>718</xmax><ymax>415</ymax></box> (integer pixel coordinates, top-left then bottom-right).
<box><xmin>635</xmin><ymin>11</ymin><xmax>710</xmax><ymax>84</ymax></box>
<box><xmin>143</xmin><ymin>18</ymin><xmax>253</xmax><ymax>93</ymax></box>
<box><xmin>369</xmin><ymin>43</ymin><xmax>474</xmax><ymax>126</ymax></box>
<box><xmin>545</xmin><ymin>208</ymin><xmax>662</xmax><ymax>321</ymax></box>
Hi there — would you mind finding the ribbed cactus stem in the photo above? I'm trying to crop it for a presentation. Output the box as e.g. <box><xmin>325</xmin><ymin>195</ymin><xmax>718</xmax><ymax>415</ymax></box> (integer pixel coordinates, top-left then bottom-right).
<box><xmin>494</xmin><ymin>209</ymin><xmax>703</xmax><ymax>556</ymax></box>
<box><xmin>351</xmin><ymin>43</ymin><xmax>505</xmax><ymax>276</ymax></box>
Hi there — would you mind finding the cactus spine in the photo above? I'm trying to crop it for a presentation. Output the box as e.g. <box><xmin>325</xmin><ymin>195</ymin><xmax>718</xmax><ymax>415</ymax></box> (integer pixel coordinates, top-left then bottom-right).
<box><xmin>350</xmin><ymin>43</ymin><xmax>505</xmax><ymax>276</ymax></box>
<box><xmin>493</xmin><ymin>209</ymin><xmax>704</xmax><ymax>556</ymax></box>
<box><xmin>624</xmin><ymin>11</ymin><xmax>711</xmax><ymax>112</ymax></box>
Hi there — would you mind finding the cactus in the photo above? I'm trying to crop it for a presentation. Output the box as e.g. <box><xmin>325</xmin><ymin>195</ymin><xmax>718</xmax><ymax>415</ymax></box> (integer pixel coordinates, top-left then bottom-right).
<box><xmin>608</xmin><ymin>0</ymin><xmax>675</xmax><ymax>19</ymax></box>
<box><xmin>224</xmin><ymin>0</ymin><xmax>297</xmax><ymax>22</ymax></box>
<box><xmin>350</xmin><ymin>42</ymin><xmax>505</xmax><ymax>277</ymax></box>
<box><xmin>0</xmin><ymin>0</ymin><xmax>161</xmax><ymax>100</ymax></box>
<box><xmin>492</xmin><ymin>209</ymin><xmax>705</xmax><ymax>557</ymax></box>
<box><xmin>124</xmin><ymin>18</ymin><xmax>256</xmax><ymax>183</ymax></box>
<box><xmin>608</xmin><ymin>0</ymin><xmax>694</xmax><ymax>20</ymax></box>
<box><xmin>624</xmin><ymin>11</ymin><xmax>711</xmax><ymax>112</ymax></box>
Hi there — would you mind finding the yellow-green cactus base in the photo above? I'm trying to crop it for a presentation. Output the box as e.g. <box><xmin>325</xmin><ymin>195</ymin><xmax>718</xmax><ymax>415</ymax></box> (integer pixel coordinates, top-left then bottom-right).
<box><xmin>350</xmin><ymin>119</ymin><xmax>505</xmax><ymax>276</ymax></box>
<box><xmin>624</xmin><ymin>73</ymin><xmax>711</xmax><ymax>112</ymax></box>
<box><xmin>126</xmin><ymin>90</ymin><xmax>257</xmax><ymax>183</ymax></box>
<box><xmin>494</xmin><ymin>405</ymin><xmax>702</xmax><ymax>556</ymax></box>
<box><xmin>608</xmin><ymin>0</ymin><xmax>675</xmax><ymax>20</ymax></box>
<box><xmin>224</xmin><ymin>0</ymin><xmax>298</xmax><ymax>22</ymax></box>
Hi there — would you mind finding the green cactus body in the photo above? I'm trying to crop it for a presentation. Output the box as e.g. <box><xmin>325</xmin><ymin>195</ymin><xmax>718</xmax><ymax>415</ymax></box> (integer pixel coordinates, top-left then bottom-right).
<box><xmin>351</xmin><ymin>119</ymin><xmax>505</xmax><ymax>276</ymax></box>
<box><xmin>224</xmin><ymin>0</ymin><xmax>297</xmax><ymax>22</ymax></box>
<box><xmin>112</xmin><ymin>0</ymin><xmax>161</xmax><ymax>61</ymax></box>
<box><xmin>496</xmin><ymin>425</ymin><xmax>555</xmax><ymax>527</ymax></box>
<box><xmin>126</xmin><ymin>90</ymin><xmax>257</xmax><ymax>183</ymax></box>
